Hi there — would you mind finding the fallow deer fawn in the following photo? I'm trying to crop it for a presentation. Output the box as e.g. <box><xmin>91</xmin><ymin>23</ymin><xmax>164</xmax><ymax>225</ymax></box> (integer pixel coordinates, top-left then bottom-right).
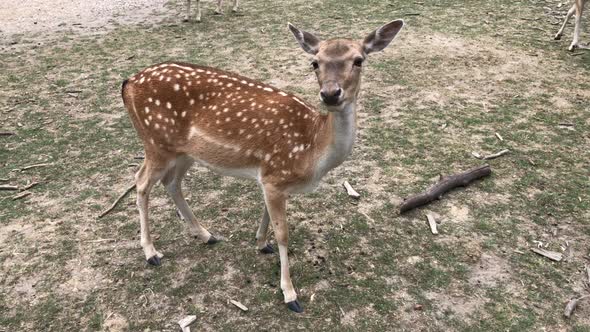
<box><xmin>184</xmin><ymin>0</ymin><xmax>239</xmax><ymax>22</ymax></box>
<box><xmin>554</xmin><ymin>0</ymin><xmax>587</xmax><ymax>50</ymax></box>
<box><xmin>121</xmin><ymin>20</ymin><xmax>404</xmax><ymax>312</ymax></box>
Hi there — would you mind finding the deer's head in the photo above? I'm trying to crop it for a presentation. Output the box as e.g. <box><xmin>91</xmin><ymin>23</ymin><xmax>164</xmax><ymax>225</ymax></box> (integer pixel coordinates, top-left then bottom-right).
<box><xmin>289</xmin><ymin>20</ymin><xmax>404</xmax><ymax>111</ymax></box>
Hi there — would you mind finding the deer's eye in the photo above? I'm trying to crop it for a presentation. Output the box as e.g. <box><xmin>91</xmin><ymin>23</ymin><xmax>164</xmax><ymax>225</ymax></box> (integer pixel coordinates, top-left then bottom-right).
<box><xmin>353</xmin><ymin>57</ymin><xmax>364</xmax><ymax>67</ymax></box>
<box><xmin>311</xmin><ymin>61</ymin><xmax>319</xmax><ymax>70</ymax></box>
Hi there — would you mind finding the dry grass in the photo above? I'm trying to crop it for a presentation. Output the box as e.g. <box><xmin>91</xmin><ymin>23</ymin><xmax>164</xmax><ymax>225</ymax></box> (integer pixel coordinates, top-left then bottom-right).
<box><xmin>1</xmin><ymin>0</ymin><xmax>590</xmax><ymax>331</ymax></box>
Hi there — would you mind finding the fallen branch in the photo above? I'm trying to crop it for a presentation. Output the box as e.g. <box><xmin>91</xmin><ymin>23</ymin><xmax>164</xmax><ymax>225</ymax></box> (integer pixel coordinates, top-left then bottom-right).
<box><xmin>426</xmin><ymin>213</ymin><xmax>438</xmax><ymax>234</ymax></box>
<box><xmin>98</xmin><ymin>183</ymin><xmax>136</xmax><ymax>218</ymax></box>
<box><xmin>564</xmin><ymin>295</ymin><xmax>590</xmax><ymax>318</ymax></box>
<box><xmin>343</xmin><ymin>181</ymin><xmax>360</xmax><ymax>199</ymax></box>
<box><xmin>399</xmin><ymin>165</ymin><xmax>492</xmax><ymax>213</ymax></box>
<box><xmin>530</xmin><ymin>247</ymin><xmax>563</xmax><ymax>262</ymax></box>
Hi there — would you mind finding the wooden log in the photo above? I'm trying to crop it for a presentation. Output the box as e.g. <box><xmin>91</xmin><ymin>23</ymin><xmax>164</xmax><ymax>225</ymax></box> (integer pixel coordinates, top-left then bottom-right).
<box><xmin>399</xmin><ymin>165</ymin><xmax>492</xmax><ymax>213</ymax></box>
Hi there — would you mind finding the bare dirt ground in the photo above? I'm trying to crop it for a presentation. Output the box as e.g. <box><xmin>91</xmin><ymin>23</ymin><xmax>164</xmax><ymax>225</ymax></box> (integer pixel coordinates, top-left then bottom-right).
<box><xmin>1</xmin><ymin>0</ymin><xmax>590</xmax><ymax>331</ymax></box>
<box><xmin>0</xmin><ymin>0</ymin><xmax>169</xmax><ymax>37</ymax></box>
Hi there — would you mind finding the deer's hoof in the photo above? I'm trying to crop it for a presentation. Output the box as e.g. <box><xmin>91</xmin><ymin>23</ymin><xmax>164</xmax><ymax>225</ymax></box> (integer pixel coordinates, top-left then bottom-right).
<box><xmin>147</xmin><ymin>255</ymin><xmax>162</xmax><ymax>266</ymax></box>
<box><xmin>260</xmin><ymin>244</ymin><xmax>274</xmax><ymax>254</ymax></box>
<box><xmin>207</xmin><ymin>235</ymin><xmax>220</xmax><ymax>245</ymax></box>
<box><xmin>287</xmin><ymin>300</ymin><xmax>304</xmax><ymax>313</ymax></box>
<box><xmin>554</xmin><ymin>34</ymin><xmax>562</xmax><ymax>40</ymax></box>
<box><xmin>569</xmin><ymin>44</ymin><xmax>578</xmax><ymax>51</ymax></box>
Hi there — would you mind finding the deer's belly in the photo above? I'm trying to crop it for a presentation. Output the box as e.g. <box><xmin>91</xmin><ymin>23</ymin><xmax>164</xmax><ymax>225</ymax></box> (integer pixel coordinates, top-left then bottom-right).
<box><xmin>191</xmin><ymin>156</ymin><xmax>260</xmax><ymax>180</ymax></box>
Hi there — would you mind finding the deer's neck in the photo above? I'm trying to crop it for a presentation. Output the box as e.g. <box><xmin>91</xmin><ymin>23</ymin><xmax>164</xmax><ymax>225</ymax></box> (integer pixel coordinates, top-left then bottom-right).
<box><xmin>314</xmin><ymin>103</ymin><xmax>357</xmax><ymax>178</ymax></box>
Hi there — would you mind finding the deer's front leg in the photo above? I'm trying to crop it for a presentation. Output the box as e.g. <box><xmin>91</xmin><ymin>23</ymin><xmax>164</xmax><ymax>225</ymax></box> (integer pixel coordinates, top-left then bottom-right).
<box><xmin>263</xmin><ymin>185</ymin><xmax>302</xmax><ymax>313</ymax></box>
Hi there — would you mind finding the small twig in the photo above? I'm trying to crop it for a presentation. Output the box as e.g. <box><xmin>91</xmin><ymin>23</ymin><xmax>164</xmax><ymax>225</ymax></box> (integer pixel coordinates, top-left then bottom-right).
<box><xmin>0</xmin><ymin>185</ymin><xmax>19</xmax><ymax>191</ymax></box>
<box><xmin>360</xmin><ymin>211</ymin><xmax>376</xmax><ymax>224</ymax></box>
<box><xmin>19</xmin><ymin>163</ymin><xmax>52</xmax><ymax>171</ymax></box>
<box><xmin>343</xmin><ymin>181</ymin><xmax>360</xmax><ymax>199</ymax></box>
<box><xmin>98</xmin><ymin>183</ymin><xmax>136</xmax><ymax>218</ymax></box>
<box><xmin>569</xmin><ymin>52</ymin><xmax>585</xmax><ymax>56</ymax></box>
<box><xmin>134</xmin><ymin>156</ymin><xmax>145</xmax><ymax>160</ymax></box>
<box><xmin>84</xmin><ymin>238</ymin><xmax>116</xmax><ymax>243</ymax></box>
<box><xmin>13</xmin><ymin>192</ymin><xmax>31</xmax><ymax>200</ymax></box>
<box><xmin>426</xmin><ymin>213</ymin><xmax>438</xmax><ymax>234</ymax></box>
<box><xmin>21</xmin><ymin>181</ymin><xmax>40</xmax><ymax>191</ymax></box>
<box><xmin>482</xmin><ymin>149</ymin><xmax>510</xmax><ymax>160</ymax></box>
<box><xmin>495</xmin><ymin>132</ymin><xmax>504</xmax><ymax>141</ymax></box>
<box><xmin>530</xmin><ymin>247</ymin><xmax>563</xmax><ymax>262</ymax></box>
<box><xmin>564</xmin><ymin>295</ymin><xmax>590</xmax><ymax>318</ymax></box>
<box><xmin>178</xmin><ymin>315</ymin><xmax>197</xmax><ymax>332</ymax></box>
<box><xmin>0</xmin><ymin>132</ymin><xmax>16</xmax><ymax>136</ymax></box>
<box><xmin>230</xmin><ymin>300</ymin><xmax>248</xmax><ymax>311</ymax></box>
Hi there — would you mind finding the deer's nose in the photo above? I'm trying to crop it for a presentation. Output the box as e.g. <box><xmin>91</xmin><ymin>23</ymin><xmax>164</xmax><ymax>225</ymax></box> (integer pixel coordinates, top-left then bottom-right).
<box><xmin>320</xmin><ymin>83</ymin><xmax>343</xmax><ymax>106</ymax></box>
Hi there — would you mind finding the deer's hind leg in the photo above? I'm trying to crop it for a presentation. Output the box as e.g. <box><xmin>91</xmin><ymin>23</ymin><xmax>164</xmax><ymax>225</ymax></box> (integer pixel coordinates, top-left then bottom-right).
<box><xmin>256</xmin><ymin>205</ymin><xmax>274</xmax><ymax>254</ymax></box>
<box><xmin>161</xmin><ymin>154</ymin><xmax>218</xmax><ymax>244</ymax></box>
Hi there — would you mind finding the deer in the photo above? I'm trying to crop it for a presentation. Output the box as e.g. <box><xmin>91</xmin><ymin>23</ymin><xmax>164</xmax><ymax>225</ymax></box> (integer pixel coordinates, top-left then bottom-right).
<box><xmin>184</xmin><ymin>0</ymin><xmax>240</xmax><ymax>22</ymax></box>
<box><xmin>554</xmin><ymin>0</ymin><xmax>588</xmax><ymax>51</ymax></box>
<box><xmin>121</xmin><ymin>19</ymin><xmax>404</xmax><ymax>313</ymax></box>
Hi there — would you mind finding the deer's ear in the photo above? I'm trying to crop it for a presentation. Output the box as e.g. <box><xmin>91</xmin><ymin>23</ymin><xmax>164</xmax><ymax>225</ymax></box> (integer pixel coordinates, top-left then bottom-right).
<box><xmin>362</xmin><ymin>20</ymin><xmax>404</xmax><ymax>54</ymax></box>
<box><xmin>288</xmin><ymin>23</ymin><xmax>321</xmax><ymax>55</ymax></box>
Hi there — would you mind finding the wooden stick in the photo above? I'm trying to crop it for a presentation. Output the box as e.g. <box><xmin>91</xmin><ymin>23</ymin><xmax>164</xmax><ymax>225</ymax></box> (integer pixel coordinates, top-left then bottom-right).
<box><xmin>530</xmin><ymin>247</ymin><xmax>563</xmax><ymax>262</ymax></box>
<box><xmin>20</xmin><ymin>163</ymin><xmax>52</xmax><ymax>171</ymax></box>
<box><xmin>0</xmin><ymin>185</ymin><xmax>19</xmax><ymax>191</ymax></box>
<box><xmin>426</xmin><ymin>213</ymin><xmax>438</xmax><ymax>234</ymax></box>
<box><xmin>178</xmin><ymin>315</ymin><xmax>197</xmax><ymax>332</ymax></box>
<box><xmin>399</xmin><ymin>165</ymin><xmax>492</xmax><ymax>213</ymax></box>
<box><xmin>343</xmin><ymin>181</ymin><xmax>360</xmax><ymax>199</ymax></box>
<box><xmin>495</xmin><ymin>132</ymin><xmax>504</xmax><ymax>141</ymax></box>
<box><xmin>21</xmin><ymin>181</ymin><xmax>40</xmax><ymax>191</ymax></box>
<box><xmin>482</xmin><ymin>149</ymin><xmax>510</xmax><ymax>160</ymax></box>
<box><xmin>13</xmin><ymin>192</ymin><xmax>31</xmax><ymax>200</ymax></box>
<box><xmin>0</xmin><ymin>132</ymin><xmax>16</xmax><ymax>136</ymax></box>
<box><xmin>230</xmin><ymin>300</ymin><xmax>248</xmax><ymax>311</ymax></box>
<box><xmin>98</xmin><ymin>183</ymin><xmax>136</xmax><ymax>218</ymax></box>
